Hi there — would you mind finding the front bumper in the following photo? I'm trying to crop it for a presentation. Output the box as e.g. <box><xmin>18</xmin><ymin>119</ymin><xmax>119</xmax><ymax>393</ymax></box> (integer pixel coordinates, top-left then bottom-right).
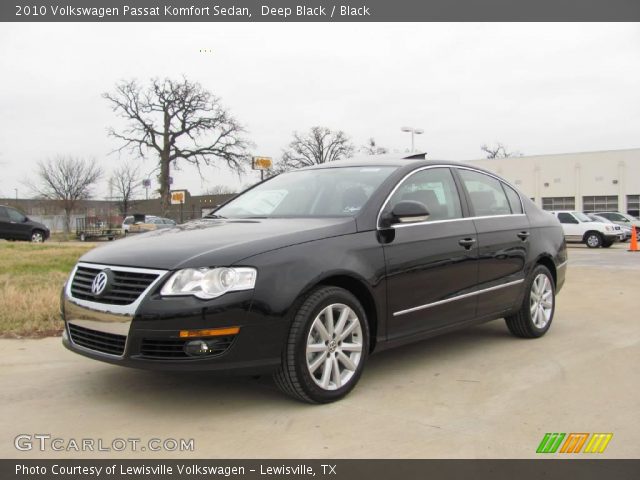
<box><xmin>61</xmin><ymin>291</ymin><xmax>287</xmax><ymax>374</ymax></box>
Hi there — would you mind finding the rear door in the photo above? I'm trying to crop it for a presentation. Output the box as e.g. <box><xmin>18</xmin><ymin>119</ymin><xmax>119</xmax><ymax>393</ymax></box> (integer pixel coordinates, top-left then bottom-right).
<box><xmin>382</xmin><ymin>167</ymin><xmax>479</xmax><ymax>340</ymax></box>
<box><xmin>455</xmin><ymin>168</ymin><xmax>530</xmax><ymax>317</ymax></box>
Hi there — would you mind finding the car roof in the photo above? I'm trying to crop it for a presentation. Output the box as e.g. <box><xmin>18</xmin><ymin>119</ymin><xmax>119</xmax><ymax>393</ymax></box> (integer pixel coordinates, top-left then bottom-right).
<box><xmin>301</xmin><ymin>154</ymin><xmax>487</xmax><ymax>171</ymax></box>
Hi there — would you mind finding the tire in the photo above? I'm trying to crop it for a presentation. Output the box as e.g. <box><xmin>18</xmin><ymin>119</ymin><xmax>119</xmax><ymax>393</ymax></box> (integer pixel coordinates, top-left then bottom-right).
<box><xmin>585</xmin><ymin>232</ymin><xmax>602</xmax><ymax>248</ymax></box>
<box><xmin>30</xmin><ymin>230</ymin><xmax>45</xmax><ymax>243</ymax></box>
<box><xmin>274</xmin><ymin>286</ymin><xmax>369</xmax><ymax>404</ymax></box>
<box><xmin>505</xmin><ymin>265</ymin><xmax>555</xmax><ymax>338</ymax></box>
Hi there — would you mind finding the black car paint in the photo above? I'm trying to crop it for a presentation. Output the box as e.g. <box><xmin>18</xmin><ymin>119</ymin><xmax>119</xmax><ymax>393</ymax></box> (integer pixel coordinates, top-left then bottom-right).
<box><xmin>0</xmin><ymin>205</ymin><xmax>50</xmax><ymax>241</ymax></box>
<box><xmin>62</xmin><ymin>159</ymin><xmax>567</xmax><ymax>372</ymax></box>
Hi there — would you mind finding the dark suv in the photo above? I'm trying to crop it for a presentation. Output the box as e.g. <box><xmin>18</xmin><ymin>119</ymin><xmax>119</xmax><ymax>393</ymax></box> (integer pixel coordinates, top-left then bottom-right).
<box><xmin>62</xmin><ymin>158</ymin><xmax>567</xmax><ymax>403</ymax></box>
<box><xmin>0</xmin><ymin>205</ymin><xmax>50</xmax><ymax>242</ymax></box>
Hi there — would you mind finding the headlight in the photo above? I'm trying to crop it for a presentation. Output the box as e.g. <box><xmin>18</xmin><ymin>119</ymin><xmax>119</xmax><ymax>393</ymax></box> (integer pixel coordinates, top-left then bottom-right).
<box><xmin>160</xmin><ymin>267</ymin><xmax>257</xmax><ymax>299</ymax></box>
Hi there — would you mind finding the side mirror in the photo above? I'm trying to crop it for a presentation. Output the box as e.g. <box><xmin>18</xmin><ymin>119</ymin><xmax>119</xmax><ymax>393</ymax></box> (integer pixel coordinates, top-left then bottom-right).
<box><xmin>381</xmin><ymin>200</ymin><xmax>430</xmax><ymax>227</ymax></box>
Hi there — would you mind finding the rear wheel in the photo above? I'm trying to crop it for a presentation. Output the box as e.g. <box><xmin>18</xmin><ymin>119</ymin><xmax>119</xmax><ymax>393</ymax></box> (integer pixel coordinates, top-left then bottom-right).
<box><xmin>505</xmin><ymin>265</ymin><xmax>555</xmax><ymax>338</ymax></box>
<box><xmin>274</xmin><ymin>286</ymin><xmax>369</xmax><ymax>403</ymax></box>
<box><xmin>585</xmin><ymin>232</ymin><xmax>602</xmax><ymax>248</ymax></box>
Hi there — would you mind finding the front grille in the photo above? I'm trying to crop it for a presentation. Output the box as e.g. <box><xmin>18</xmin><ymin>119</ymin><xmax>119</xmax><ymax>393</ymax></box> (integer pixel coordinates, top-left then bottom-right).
<box><xmin>69</xmin><ymin>324</ymin><xmax>126</xmax><ymax>356</ymax></box>
<box><xmin>140</xmin><ymin>336</ymin><xmax>235</xmax><ymax>359</ymax></box>
<box><xmin>70</xmin><ymin>265</ymin><xmax>160</xmax><ymax>305</ymax></box>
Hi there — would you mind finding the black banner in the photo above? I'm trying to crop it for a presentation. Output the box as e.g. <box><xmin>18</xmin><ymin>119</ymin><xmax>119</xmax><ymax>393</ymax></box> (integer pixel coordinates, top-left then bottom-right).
<box><xmin>3</xmin><ymin>0</ymin><xmax>640</xmax><ymax>22</ymax></box>
<box><xmin>3</xmin><ymin>460</ymin><xmax>640</xmax><ymax>480</ymax></box>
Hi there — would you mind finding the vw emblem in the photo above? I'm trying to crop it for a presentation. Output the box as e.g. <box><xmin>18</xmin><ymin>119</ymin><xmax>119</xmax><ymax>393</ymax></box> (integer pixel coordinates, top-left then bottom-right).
<box><xmin>91</xmin><ymin>271</ymin><xmax>109</xmax><ymax>296</ymax></box>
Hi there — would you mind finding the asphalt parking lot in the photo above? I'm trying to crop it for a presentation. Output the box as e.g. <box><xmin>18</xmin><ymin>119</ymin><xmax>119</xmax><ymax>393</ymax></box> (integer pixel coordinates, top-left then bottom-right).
<box><xmin>1</xmin><ymin>243</ymin><xmax>639</xmax><ymax>459</ymax></box>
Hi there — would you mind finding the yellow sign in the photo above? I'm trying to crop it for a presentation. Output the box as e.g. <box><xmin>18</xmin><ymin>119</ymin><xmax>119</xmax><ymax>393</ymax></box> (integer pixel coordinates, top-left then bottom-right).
<box><xmin>252</xmin><ymin>156</ymin><xmax>273</xmax><ymax>170</ymax></box>
<box><xmin>170</xmin><ymin>190</ymin><xmax>186</xmax><ymax>205</ymax></box>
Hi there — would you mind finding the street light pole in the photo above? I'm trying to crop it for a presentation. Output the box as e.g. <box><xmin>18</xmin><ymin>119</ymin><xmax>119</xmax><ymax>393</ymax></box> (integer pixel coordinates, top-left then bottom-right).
<box><xmin>401</xmin><ymin>126</ymin><xmax>424</xmax><ymax>152</ymax></box>
<box><xmin>14</xmin><ymin>188</ymin><xmax>18</xmax><ymax>201</ymax></box>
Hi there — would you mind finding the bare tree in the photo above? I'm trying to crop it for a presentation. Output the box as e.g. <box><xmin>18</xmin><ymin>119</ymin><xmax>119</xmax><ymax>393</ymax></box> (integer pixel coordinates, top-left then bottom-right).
<box><xmin>277</xmin><ymin>126</ymin><xmax>354</xmax><ymax>172</ymax></box>
<box><xmin>103</xmin><ymin>77</ymin><xmax>251</xmax><ymax>214</ymax></box>
<box><xmin>481</xmin><ymin>142</ymin><xmax>522</xmax><ymax>159</ymax></box>
<box><xmin>27</xmin><ymin>156</ymin><xmax>103</xmax><ymax>233</ymax></box>
<box><xmin>110</xmin><ymin>161</ymin><xmax>141</xmax><ymax>217</ymax></box>
<box><xmin>203</xmin><ymin>184</ymin><xmax>238</xmax><ymax>195</ymax></box>
<box><xmin>361</xmin><ymin>137</ymin><xmax>388</xmax><ymax>155</ymax></box>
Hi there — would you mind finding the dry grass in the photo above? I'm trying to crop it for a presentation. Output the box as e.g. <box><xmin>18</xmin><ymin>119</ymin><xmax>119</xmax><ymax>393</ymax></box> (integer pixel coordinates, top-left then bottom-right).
<box><xmin>0</xmin><ymin>242</ymin><xmax>95</xmax><ymax>338</ymax></box>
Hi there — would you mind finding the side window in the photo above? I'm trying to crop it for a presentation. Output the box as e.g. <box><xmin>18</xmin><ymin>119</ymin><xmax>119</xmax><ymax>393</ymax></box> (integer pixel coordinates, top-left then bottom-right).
<box><xmin>7</xmin><ymin>208</ymin><xmax>26</xmax><ymax>222</ymax></box>
<box><xmin>557</xmin><ymin>213</ymin><xmax>578</xmax><ymax>224</ymax></box>
<box><xmin>458</xmin><ymin>169</ymin><xmax>511</xmax><ymax>216</ymax></box>
<box><xmin>384</xmin><ymin>168</ymin><xmax>462</xmax><ymax>222</ymax></box>
<box><xmin>0</xmin><ymin>207</ymin><xmax>8</xmax><ymax>220</ymax></box>
<box><xmin>502</xmin><ymin>183</ymin><xmax>523</xmax><ymax>214</ymax></box>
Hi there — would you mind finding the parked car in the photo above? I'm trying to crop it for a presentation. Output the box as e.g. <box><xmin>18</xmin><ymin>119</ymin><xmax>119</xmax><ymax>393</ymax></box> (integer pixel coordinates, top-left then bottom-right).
<box><xmin>61</xmin><ymin>158</ymin><xmax>567</xmax><ymax>403</ymax></box>
<box><xmin>122</xmin><ymin>215</ymin><xmax>158</xmax><ymax>235</ymax></box>
<box><xmin>593</xmin><ymin>211</ymin><xmax>640</xmax><ymax>237</ymax></box>
<box><xmin>586</xmin><ymin>213</ymin><xmax>630</xmax><ymax>242</ymax></box>
<box><xmin>549</xmin><ymin>211</ymin><xmax>619</xmax><ymax>248</ymax></box>
<box><xmin>128</xmin><ymin>217</ymin><xmax>176</xmax><ymax>234</ymax></box>
<box><xmin>0</xmin><ymin>205</ymin><xmax>50</xmax><ymax>242</ymax></box>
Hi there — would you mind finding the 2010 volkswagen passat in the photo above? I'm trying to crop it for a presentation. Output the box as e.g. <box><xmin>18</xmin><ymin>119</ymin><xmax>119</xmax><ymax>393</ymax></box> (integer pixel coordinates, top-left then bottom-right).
<box><xmin>62</xmin><ymin>157</ymin><xmax>567</xmax><ymax>403</ymax></box>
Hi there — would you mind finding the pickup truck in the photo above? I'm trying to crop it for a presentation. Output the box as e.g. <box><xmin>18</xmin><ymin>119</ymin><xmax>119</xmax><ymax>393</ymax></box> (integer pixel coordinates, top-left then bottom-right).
<box><xmin>550</xmin><ymin>211</ymin><xmax>619</xmax><ymax>248</ymax></box>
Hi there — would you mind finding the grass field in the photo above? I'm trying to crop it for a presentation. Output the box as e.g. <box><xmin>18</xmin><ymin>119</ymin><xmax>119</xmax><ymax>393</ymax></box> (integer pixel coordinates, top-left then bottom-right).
<box><xmin>0</xmin><ymin>241</ymin><xmax>95</xmax><ymax>338</ymax></box>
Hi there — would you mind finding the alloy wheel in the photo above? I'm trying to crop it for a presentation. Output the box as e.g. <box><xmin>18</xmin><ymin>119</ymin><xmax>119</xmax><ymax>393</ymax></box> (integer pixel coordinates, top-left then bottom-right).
<box><xmin>306</xmin><ymin>303</ymin><xmax>363</xmax><ymax>391</ymax></box>
<box><xmin>529</xmin><ymin>273</ymin><xmax>553</xmax><ymax>328</ymax></box>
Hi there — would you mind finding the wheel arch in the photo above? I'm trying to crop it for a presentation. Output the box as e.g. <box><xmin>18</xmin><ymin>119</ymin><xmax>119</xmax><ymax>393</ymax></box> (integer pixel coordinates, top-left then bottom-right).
<box><xmin>534</xmin><ymin>254</ymin><xmax>557</xmax><ymax>287</ymax></box>
<box><xmin>313</xmin><ymin>274</ymin><xmax>379</xmax><ymax>354</ymax></box>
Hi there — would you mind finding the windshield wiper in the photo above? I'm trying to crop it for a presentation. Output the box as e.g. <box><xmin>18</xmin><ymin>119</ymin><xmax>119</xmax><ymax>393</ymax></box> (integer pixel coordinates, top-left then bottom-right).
<box><xmin>205</xmin><ymin>214</ymin><xmax>226</xmax><ymax>219</ymax></box>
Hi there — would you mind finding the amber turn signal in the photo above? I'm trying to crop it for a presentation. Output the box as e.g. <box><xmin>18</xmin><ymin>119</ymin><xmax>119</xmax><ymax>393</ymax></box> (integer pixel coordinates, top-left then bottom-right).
<box><xmin>179</xmin><ymin>327</ymin><xmax>240</xmax><ymax>338</ymax></box>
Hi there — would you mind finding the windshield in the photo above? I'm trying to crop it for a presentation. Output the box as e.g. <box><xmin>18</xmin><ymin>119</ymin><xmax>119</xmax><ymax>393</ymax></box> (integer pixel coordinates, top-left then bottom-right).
<box><xmin>573</xmin><ymin>212</ymin><xmax>592</xmax><ymax>222</ymax></box>
<box><xmin>215</xmin><ymin>166</ymin><xmax>397</xmax><ymax>218</ymax></box>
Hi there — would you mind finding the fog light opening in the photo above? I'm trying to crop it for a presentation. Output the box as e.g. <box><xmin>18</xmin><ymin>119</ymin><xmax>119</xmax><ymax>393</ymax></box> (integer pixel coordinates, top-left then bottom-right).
<box><xmin>184</xmin><ymin>340</ymin><xmax>211</xmax><ymax>357</ymax></box>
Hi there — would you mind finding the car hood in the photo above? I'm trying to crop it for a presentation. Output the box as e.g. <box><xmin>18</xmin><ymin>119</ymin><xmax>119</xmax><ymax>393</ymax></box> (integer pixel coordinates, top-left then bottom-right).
<box><xmin>79</xmin><ymin>217</ymin><xmax>357</xmax><ymax>270</ymax></box>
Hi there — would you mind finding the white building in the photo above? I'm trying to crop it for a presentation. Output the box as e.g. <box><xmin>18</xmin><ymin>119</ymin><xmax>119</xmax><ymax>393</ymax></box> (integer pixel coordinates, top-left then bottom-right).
<box><xmin>466</xmin><ymin>148</ymin><xmax>640</xmax><ymax>216</ymax></box>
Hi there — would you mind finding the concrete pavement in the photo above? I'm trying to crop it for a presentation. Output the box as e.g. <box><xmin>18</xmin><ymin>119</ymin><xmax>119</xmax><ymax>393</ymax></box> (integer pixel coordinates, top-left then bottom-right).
<box><xmin>1</xmin><ymin>244</ymin><xmax>639</xmax><ymax>458</ymax></box>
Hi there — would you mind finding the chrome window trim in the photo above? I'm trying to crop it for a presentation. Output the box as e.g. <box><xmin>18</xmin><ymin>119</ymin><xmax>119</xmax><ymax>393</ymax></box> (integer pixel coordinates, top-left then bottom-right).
<box><xmin>393</xmin><ymin>279</ymin><xmax>525</xmax><ymax>317</ymax></box>
<box><xmin>376</xmin><ymin>164</ymin><xmax>525</xmax><ymax>230</ymax></box>
<box><xmin>65</xmin><ymin>262</ymin><xmax>168</xmax><ymax>316</ymax></box>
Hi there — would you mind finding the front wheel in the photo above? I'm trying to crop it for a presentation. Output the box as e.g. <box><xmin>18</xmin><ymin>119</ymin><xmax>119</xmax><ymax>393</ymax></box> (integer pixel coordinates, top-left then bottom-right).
<box><xmin>585</xmin><ymin>232</ymin><xmax>602</xmax><ymax>248</ymax></box>
<box><xmin>505</xmin><ymin>265</ymin><xmax>555</xmax><ymax>338</ymax></box>
<box><xmin>31</xmin><ymin>230</ymin><xmax>45</xmax><ymax>243</ymax></box>
<box><xmin>274</xmin><ymin>286</ymin><xmax>369</xmax><ymax>403</ymax></box>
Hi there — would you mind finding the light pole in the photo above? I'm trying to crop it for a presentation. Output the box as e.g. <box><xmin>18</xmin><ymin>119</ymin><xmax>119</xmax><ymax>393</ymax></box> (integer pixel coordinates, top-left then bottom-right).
<box><xmin>14</xmin><ymin>188</ymin><xmax>18</xmax><ymax>202</ymax></box>
<box><xmin>401</xmin><ymin>126</ymin><xmax>424</xmax><ymax>152</ymax></box>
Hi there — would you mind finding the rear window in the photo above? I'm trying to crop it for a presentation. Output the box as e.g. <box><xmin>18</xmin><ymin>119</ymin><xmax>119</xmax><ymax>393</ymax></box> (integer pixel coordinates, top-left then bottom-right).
<box><xmin>502</xmin><ymin>183</ymin><xmax>523</xmax><ymax>214</ymax></box>
<box><xmin>458</xmin><ymin>169</ymin><xmax>511</xmax><ymax>216</ymax></box>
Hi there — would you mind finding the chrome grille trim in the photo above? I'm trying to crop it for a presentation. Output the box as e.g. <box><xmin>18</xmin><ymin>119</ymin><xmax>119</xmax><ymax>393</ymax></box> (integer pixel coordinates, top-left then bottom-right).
<box><xmin>65</xmin><ymin>262</ymin><xmax>168</xmax><ymax>316</ymax></box>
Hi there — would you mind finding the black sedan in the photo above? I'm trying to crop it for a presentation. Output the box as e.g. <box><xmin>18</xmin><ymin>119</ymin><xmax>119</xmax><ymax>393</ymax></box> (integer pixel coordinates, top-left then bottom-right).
<box><xmin>61</xmin><ymin>157</ymin><xmax>567</xmax><ymax>403</ymax></box>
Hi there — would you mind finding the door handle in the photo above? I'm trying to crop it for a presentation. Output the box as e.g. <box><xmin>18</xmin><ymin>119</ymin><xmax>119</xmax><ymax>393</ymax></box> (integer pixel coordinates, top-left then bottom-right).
<box><xmin>458</xmin><ymin>237</ymin><xmax>476</xmax><ymax>250</ymax></box>
<box><xmin>517</xmin><ymin>231</ymin><xmax>530</xmax><ymax>241</ymax></box>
